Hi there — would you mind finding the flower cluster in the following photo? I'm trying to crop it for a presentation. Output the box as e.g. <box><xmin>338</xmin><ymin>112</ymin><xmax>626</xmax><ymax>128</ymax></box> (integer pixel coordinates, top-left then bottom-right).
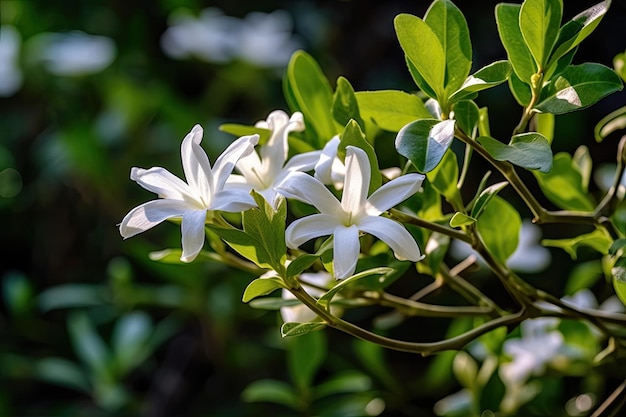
<box><xmin>120</xmin><ymin>110</ymin><xmax>425</xmax><ymax>279</ymax></box>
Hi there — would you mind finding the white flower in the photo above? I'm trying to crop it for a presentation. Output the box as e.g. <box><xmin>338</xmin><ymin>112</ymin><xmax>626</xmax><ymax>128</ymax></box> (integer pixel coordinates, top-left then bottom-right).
<box><xmin>227</xmin><ymin>110</ymin><xmax>320</xmax><ymax>207</ymax></box>
<box><xmin>277</xmin><ymin>146</ymin><xmax>425</xmax><ymax>279</ymax></box>
<box><xmin>27</xmin><ymin>31</ymin><xmax>116</xmax><ymax>76</ymax></box>
<box><xmin>0</xmin><ymin>26</ymin><xmax>22</xmax><ymax>96</ymax></box>
<box><xmin>280</xmin><ymin>271</ymin><xmax>332</xmax><ymax>323</ymax></box>
<box><xmin>119</xmin><ymin>125</ymin><xmax>259</xmax><ymax>262</ymax></box>
<box><xmin>314</xmin><ymin>135</ymin><xmax>346</xmax><ymax>189</ymax></box>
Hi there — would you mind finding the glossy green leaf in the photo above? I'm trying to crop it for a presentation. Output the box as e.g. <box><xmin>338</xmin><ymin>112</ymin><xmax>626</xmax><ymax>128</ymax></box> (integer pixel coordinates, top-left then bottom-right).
<box><xmin>477</xmin><ymin>133</ymin><xmax>553</xmax><ymax>173</ymax></box>
<box><xmin>476</xmin><ymin>196</ymin><xmax>521</xmax><ymax>263</ymax></box>
<box><xmin>453</xmin><ymin>100</ymin><xmax>480</xmax><ymax>138</ymax></box>
<box><xmin>427</xmin><ymin>148</ymin><xmax>459</xmax><ymax>202</ymax></box>
<box><xmin>284</xmin><ymin>51</ymin><xmax>337</xmax><ymax>147</ymax></box>
<box><xmin>450</xmin><ymin>212</ymin><xmax>476</xmax><ymax>228</ymax></box>
<box><xmin>242</xmin><ymin>191</ymin><xmax>287</xmax><ymax>270</ymax></box>
<box><xmin>610</xmin><ymin>239</ymin><xmax>626</xmax><ymax>256</ymax></box>
<box><xmin>613</xmin><ymin>258</ymin><xmax>626</xmax><ymax>307</ymax></box>
<box><xmin>219</xmin><ymin>124</ymin><xmax>270</xmax><ymax>145</ymax></box>
<box><xmin>406</xmin><ymin>57</ymin><xmax>439</xmax><ymax>99</ymax></box>
<box><xmin>534</xmin><ymin>112</ymin><xmax>555</xmax><ymax>144</ymax></box>
<box><xmin>355</xmin><ymin>90</ymin><xmax>431</xmax><ymax>132</ymax></box>
<box><xmin>615</xmin><ymin>50</ymin><xmax>626</xmax><ymax>81</ymax></box>
<box><xmin>332</xmin><ymin>76</ymin><xmax>363</xmax><ymax>129</ymax></box>
<box><xmin>543</xmin><ymin>229</ymin><xmax>613</xmax><ymax>259</ymax></box>
<box><xmin>572</xmin><ymin>145</ymin><xmax>592</xmax><ymax>190</ymax></box>
<box><xmin>450</xmin><ymin>61</ymin><xmax>512</xmax><ymax>102</ymax></box>
<box><xmin>520</xmin><ymin>0</ymin><xmax>563</xmax><ymax>69</ymax></box>
<box><xmin>317</xmin><ymin>267</ymin><xmax>393</xmax><ymax>309</ymax></box>
<box><xmin>496</xmin><ymin>3</ymin><xmax>536</xmax><ymax>83</ymax></box>
<box><xmin>535</xmin><ymin>63</ymin><xmax>623</xmax><ymax>114</ymax></box>
<box><xmin>508</xmin><ymin>70</ymin><xmax>532</xmax><ymax>106</ymax></box>
<box><xmin>395</xmin><ymin>118</ymin><xmax>456</xmax><ymax>173</ymax></box>
<box><xmin>338</xmin><ymin>119</ymin><xmax>382</xmax><ymax>193</ymax></box>
<box><xmin>281</xmin><ymin>321</ymin><xmax>327</xmax><ymax>337</ymax></box>
<box><xmin>394</xmin><ymin>13</ymin><xmax>446</xmax><ymax>98</ymax></box>
<box><xmin>534</xmin><ymin>152</ymin><xmax>595</xmax><ymax>211</ymax></box>
<box><xmin>287</xmin><ymin>330</ymin><xmax>326</xmax><ymax>391</ymax></box>
<box><xmin>242</xmin><ymin>379</ymin><xmax>299</xmax><ymax>409</ymax></box>
<box><xmin>242</xmin><ymin>276</ymin><xmax>284</xmax><ymax>303</ymax></box>
<box><xmin>564</xmin><ymin>260</ymin><xmax>603</xmax><ymax>295</ymax></box>
<box><xmin>594</xmin><ymin>105</ymin><xmax>626</xmax><ymax>142</ymax></box>
<box><xmin>471</xmin><ymin>181</ymin><xmax>508</xmax><ymax>219</ymax></box>
<box><xmin>424</xmin><ymin>0</ymin><xmax>472</xmax><ymax>94</ymax></box>
<box><xmin>548</xmin><ymin>0</ymin><xmax>610</xmax><ymax>69</ymax></box>
<box><xmin>112</xmin><ymin>312</ymin><xmax>152</xmax><ymax>373</ymax></box>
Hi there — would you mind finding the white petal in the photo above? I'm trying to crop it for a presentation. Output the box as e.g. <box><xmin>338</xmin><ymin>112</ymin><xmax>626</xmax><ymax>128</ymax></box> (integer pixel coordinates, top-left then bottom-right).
<box><xmin>282</xmin><ymin>150</ymin><xmax>321</xmax><ymax>173</ymax></box>
<box><xmin>211</xmin><ymin>189</ymin><xmax>257</xmax><ymax>212</ymax></box>
<box><xmin>314</xmin><ymin>136</ymin><xmax>340</xmax><ymax>185</ymax></box>
<box><xmin>119</xmin><ymin>199</ymin><xmax>190</xmax><ymax>238</ymax></box>
<box><xmin>341</xmin><ymin>146</ymin><xmax>370</xmax><ymax>216</ymax></box>
<box><xmin>358</xmin><ymin>216</ymin><xmax>423</xmax><ymax>261</ymax></box>
<box><xmin>181</xmin><ymin>124</ymin><xmax>214</xmax><ymax>201</ymax></box>
<box><xmin>276</xmin><ymin>172</ymin><xmax>344</xmax><ymax>217</ymax></box>
<box><xmin>180</xmin><ymin>209</ymin><xmax>208</xmax><ymax>262</ymax></box>
<box><xmin>332</xmin><ymin>225</ymin><xmax>360</xmax><ymax>279</ymax></box>
<box><xmin>366</xmin><ymin>173</ymin><xmax>424</xmax><ymax>216</ymax></box>
<box><xmin>131</xmin><ymin>167</ymin><xmax>194</xmax><ymax>202</ymax></box>
<box><xmin>213</xmin><ymin>134</ymin><xmax>259</xmax><ymax>191</ymax></box>
<box><xmin>234</xmin><ymin>150</ymin><xmax>265</xmax><ymax>189</ymax></box>
<box><xmin>259</xmin><ymin>110</ymin><xmax>291</xmax><ymax>177</ymax></box>
<box><xmin>285</xmin><ymin>214</ymin><xmax>339</xmax><ymax>248</ymax></box>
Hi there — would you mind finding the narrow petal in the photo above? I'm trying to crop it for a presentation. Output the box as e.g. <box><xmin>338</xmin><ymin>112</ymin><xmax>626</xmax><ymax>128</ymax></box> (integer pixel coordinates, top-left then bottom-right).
<box><xmin>285</xmin><ymin>214</ymin><xmax>339</xmax><ymax>248</ymax></box>
<box><xmin>276</xmin><ymin>172</ymin><xmax>344</xmax><ymax>218</ymax></box>
<box><xmin>314</xmin><ymin>136</ymin><xmax>340</xmax><ymax>185</ymax></box>
<box><xmin>213</xmin><ymin>134</ymin><xmax>259</xmax><ymax>192</ymax></box>
<box><xmin>211</xmin><ymin>189</ymin><xmax>257</xmax><ymax>212</ymax></box>
<box><xmin>358</xmin><ymin>216</ymin><xmax>423</xmax><ymax>261</ymax></box>
<box><xmin>234</xmin><ymin>150</ymin><xmax>265</xmax><ymax>189</ymax></box>
<box><xmin>282</xmin><ymin>150</ymin><xmax>322</xmax><ymax>173</ymax></box>
<box><xmin>131</xmin><ymin>167</ymin><xmax>195</xmax><ymax>203</ymax></box>
<box><xmin>365</xmin><ymin>173</ymin><xmax>425</xmax><ymax>215</ymax></box>
<box><xmin>341</xmin><ymin>146</ymin><xmax>370</xmax><ymax>216</ymax></box>
<box><xmin>332</xmin><ymin>224</ymin><xmax>360</xmax><ymax>279</ymax></box>
<box><xmin>119</xmin><ymin>199</ymin><xmax>190</xmax><ymax>239</ymax></box>
<box><xmin>181</xmin><ymin>125</ymin><xmax>214</xmax><ymax>201</ymax></box>
<box><xmin>180</xmin><ymin>209</ymin><xmax>208</xmax><ymax>262</ymax></box>
<box><xmin>258</xmin><ymin>110</ymin><xmax>290</xmax><ymax>174</ymax></box>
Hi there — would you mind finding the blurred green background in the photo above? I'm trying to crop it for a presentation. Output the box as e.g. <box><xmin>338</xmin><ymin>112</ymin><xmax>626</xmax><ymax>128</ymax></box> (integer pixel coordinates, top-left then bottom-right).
<box><xmin>1</xmin><ymin>0</ymin><xmax>625</xmax><ymax>416</ymax></box>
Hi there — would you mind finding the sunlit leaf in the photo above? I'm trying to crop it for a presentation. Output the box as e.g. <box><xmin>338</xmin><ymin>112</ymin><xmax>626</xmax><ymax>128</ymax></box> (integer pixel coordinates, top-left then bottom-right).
<box><xmin>476</xmin><ymin>196</ymin><xmax>521</xmax><ymax>263</ymax></box>
<box><xmin>242</xmin><ymin>276</ymin><xmax>284</xmax><ymax>303</ymax></box>
<box><xmin>396</xmin><ymin>119</ymin><xmax>456</xmax><ymax>173</ymax></box>
<box><xmin>427</xmin><ymin>148</ymin><xmax>459</xmax><ymax>202</ymax></box>
<box><xmin>534</xmin><ymin>152</ymin><xmax>595</xmax><ymax>211</ymax></box>
<box><xmin>338</xmin><ymin>120</ymin><xmax>382</xmax><ymax>193</ymax></box>
<box><xmin>594</xmin><ymin>105</ymin><xmax>626</xmax><ymax>142</ymax></box>
<box><xmin>281</xmin><ymin>321</ymin><xmax>327</xmax><ymax>337</ymax></box>
<box><xmin>288</xmin><ymin>330</ymin><xmax>326</xmax><ymax>391</ymax></box>
<box><xmin>355</xmin><ymin>90</ymin><xmax>431</xmax><ymax>132</ymax></box>
<box><xmin>450</xmin><ymin>61</ymin><xmax>512</xmax><ymax>102</ymax></box>
<box><xmin>477</xmin><ymin>133</ymin><xmax>553</xmax><ymax>173</ymax></box>
<box><xmin>520</xmin><ymin>0</ymin><xmax>563</xmax><ymax>69</ymax></box>
<box><xmin>470</xmin><ymin>181</ymin><xmax>508</xmax><ymax>219</ymax></box>
<box><xmin>542</xmin><ymin>229</ymin><xmax>613</xmax><ymax>259</ymax></box>
<box><xmin>242</xmin><ymin>379</ymin><xmax>300</xmax><ymax>409</ymax></box>
<box><xmin>453</xmin><ymin>100</ymin><xmax>480</xmax><ymax>138</ymax></box>
<box><xmin>450</xmin><ymin>212</ymin><xmax>476</xmax><ymax>228</ymax></box>
<box><xmin>332</xmin><ymin>76</ymin><xmax>363</xmax><ymax>129</ymax></box>
<box><xmin>496</xmin><ymin>3</ymin><xmax>536</xmax><ymax>83</ymax></box>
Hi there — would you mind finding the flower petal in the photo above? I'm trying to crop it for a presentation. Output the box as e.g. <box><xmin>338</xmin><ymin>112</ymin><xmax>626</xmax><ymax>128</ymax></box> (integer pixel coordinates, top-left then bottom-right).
<box><xmin>341</xmin><ymin>146</ymin><xmax>370</xmax><ymax>216</ymax></box>
<box><xmin>213</xmin><ymin>134</ymin><xmax>259</xmax><ymax>191</ymax></box>
<box><xmin>358</xmin><ymin>216</ymin><xmax>423</xmax><ymax>261</ymax></box>
<box><xmin>180</xmin><ymin>209</ymin><xmax>208</xmax><ymax>262</ymax></box>
<box><xmin>285</xmin><ymin>214</ymin><xmax>339</xmax><ymax>248</ymax></box>
<box><xmin>276</xmin><ymin>172</ymin><xmax>343</xmax><ymax>217</ymax></box>
<box><xmin>119</xmin><ymin>199</ymin><xmax>190</xmax><ymax>238</ymax></box>
<box><xmin>314</xmin><ymin>136</ymin><xmax>341</xmax><ymax>185</ymax></box>
<box><xmin>282</xmin><ymin>150</ymin><xmax>321</xmax><ymax>173</ymax></box>
<box><xmin>332</xmin><ymin>225</ymin><xmax>360</xmax><ymax>279</ymax></box>
<box><xmin>366</xmin><ymin>173</ymin><xmax>424</xmax><ymax>215</ymax></box>
<box><xmin>234</xmin><ymin>150</ymin><xmax>265</xmax><ymax>189</ymax></box>
<box><xmin>211</xmin><ymin>189</ymin><xmax>257</xmax><ymax>212</ymax></box>
<box><xmin>181</xmin><ymin>124</ymin><xmax>214</xmax><ymax>201</ymax></box>
<box><xmin>130</xmin><ymin>167</ymin><xmax>195</xmax><ymax>202</ymax></box>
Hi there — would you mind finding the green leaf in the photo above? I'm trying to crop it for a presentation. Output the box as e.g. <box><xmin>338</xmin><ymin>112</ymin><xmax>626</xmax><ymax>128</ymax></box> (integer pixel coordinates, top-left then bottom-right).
<box><xmin>452</xmin><ymin>351</ymin><xmax>478</xmax><ymax>390</ymax></box>
<box><xmin>314</xmin><ymin>371</ymin><xmax>372</xmax><ymax>399</ymax></box>
<box><xmin>38</xmin><ymin>284</ymin><xmax>110</xmax><ymax>312</ymax></box>
<box><xmin>572</xmin><ymin>145</ymin><xmax>592</xmax><ymax>191</ymax></box>
<box><xmin>547</xmin><ymin>0</ymin><xmax>611</xmax><ymax>69</ymax></box>
<box><xmin>67</xmin><ymin>313</ymin><xmax>112</xmax><ymax>379</ymax></box>
<box><xmin>338</xmin><ymin>119</ymin><xmax>382</xmax><ymax>194</ymax></box>
<box><xmin>609</xmin><ymin>239</ymin><xmax>626</xmax><ymax>256</ymax></box>
<box><xmin>534</xmin><ymin>112</ymin><xmax>555</xmax><ymax>144</ymax></box>
<box><xmin>594</xmin><ymin>105</ymin><xmax>626</xmax><ymax>142</ymax></box>
<box><xmin>565</xmin><ymin>260</ymin><xmax>603</xmax><ymax>295</ymax></box>
<box><xmin>287</xmin><ymin>331</ymin><xmax>326</xmax><ymax>391</ymax></box>
<box><xmin>406</xmin><ymin>57</ymin><xmax>439</xmax><ymax>99</ymax></box>
<box><xmin>453</xmin><ymin>100</ymin><xmax>480</xmax><ymax>138</ymax></box>
<box><xmin>242</xmin><ymin>276</ymin><xmax>284</xmax><ymax>303</ymax></box>
<box><xmin>355</xmin><ymin>90</ymin><xmax>431</xmax><ymax>132</ymax></box>
<box><xmin>317</xmin><ymin>267</ymin><xmax>393</xmax><ymax>309</ymax></box>
<box><xmin>281</xmin><ymin>322</ymin><xmax>327</xmax><ymax>337</ymax></box>
<box><xmin>470</xmin><ymin>181</ymin><xmax>508</xmax><ymax>219</ymax></box>
<box><xmin>284</xmin><ymin>51</ymin><xmax>337</xmax><ymax>147</ymax></box>
<box><xmin>535</xmin><ymin>63</ymin><xmax>623</xmax><ymax>114</ymax></box>
<box><xmin>242</xmin><ymin>379</ymin><xmax>300</xmax><ymax>409</ymax></box>
<box><xmin>476</xmin><ymin>196</ymin><xmax>521</xmax><ymax>263</ymax></box>
<box><xmin>496</xmin><ymin>3</ymin><xmax>537</xmax><ymax>83</ymax></box>
<box><xmin>2</xmin><ymin>271</ymin><xmax>33</xmax><ymax>316</ymax></box>
<box><xmin>395</xmin><ymin>118</ymin><xmax>456</xmax><ymax>173</ymax></box>
<box><xmin>613</xmin><ymin>258</ymin><xmax>626</xmax><ymax>307</ymax></box>
<box><xmin>219</xmin><ymin>124</ymin><xmax>270</xmax><ymax>145</ymax></box>
<box><xmin>520</xmin><ymin>0</ymin><xmax>563</xmax><ymax>69</ymax></box>
<box><xmin>111</xmin><ymin>312</ymin><xmax>153</xmax><ymax>374</ymax></box>
<box><xmin>249</xmin><ymin>297</ymin><xmax>301</xmax><ymax>310</ymax></box>
<box><xmin>424</xmin><ymin>0</ymin><xmax>472</xmax><ymax>94</ymax></box>
<box><xmin>394</xmin><ymin>13</ymin><xmax>446</xmax><ymax>98</ymax></box>
<box><xmin>34</xmin><ymin>358</ymin><xmax>90</xmax><ymax>393</ymax></box>
<box><xmin>242</xmin><ymin>191</ymin><xmax>287</xmax><ymax>270</ymax></box>
<box><xmin>449</xmin><ymin>61</ymin><xmax>512</xmax><ymax>102</ymax></box>
<box><xmin>543</xmin><ymin>229</ymin><xmax>613</xmax><ymax>259</ymax></box>
<box><xmin>332</xmin><ymin>76</ymin><xmax>363</xmax><ymax>129</ymax></box>
<box><xmin>206</xmin><ymin>226</ymin><xmax>274</xmax><ymax>270</ymax></box>
<box><xmin>615</xmin><ymin>50</ymin><xmax>626</xmax><ymax>81</ymax></box>
<box><xmin>450</xmin><ymin>212</ymin><xmax>476</xmax><ymax>228</ymax></box>
<box><xmin>508</xmin><ymin>70</ymin><xmax>532</xmax><ymax>106</ymax></box>
<box><xmin>427</xmin><ymin>148</ymin><xmax>459</xmax><ymax>202</ymax></box>
<box><xmin>477</xmin><ymin>133</ymin><xmax>553</xmax><ymax>173</ymax></box>
<box><xmin>533</xmin><ymin>152</ymin><xmax>595</xmax><ymax>211</ymax></box>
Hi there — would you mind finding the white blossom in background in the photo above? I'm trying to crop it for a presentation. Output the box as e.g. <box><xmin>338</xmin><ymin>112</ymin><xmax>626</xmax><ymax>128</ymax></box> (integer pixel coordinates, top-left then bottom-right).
<box><xmin>119</xmin><ymin>125</ymin><xmax>259</xmax><ymax>262</ymax></box>
<box><xmin>227</xmin><ymin>110</ymin><xmax>320</xmax><ymax>208</ymax></box>
<box><xmin>277</xmin><ymin>146</ymin><xmax>425</xmax><ymax>279</ymax></box>
<box><xmin>161</xmin><ymin>7</ymin><xmax>301</xmax><ymax>68</ymax></box>
<box><xmin>27</xmin><ymin>31</ymin><xmax>116</xmax><ymax>76</ymax></box>
<box><xmin>0</xmin><ymin>26</ymin><xmax>22</xmax><ymax>96</ymax></box>
<box><xmin>280</xmin><ymin>271</ymin><xmax>332</xmax><ymax>323</ymax></box>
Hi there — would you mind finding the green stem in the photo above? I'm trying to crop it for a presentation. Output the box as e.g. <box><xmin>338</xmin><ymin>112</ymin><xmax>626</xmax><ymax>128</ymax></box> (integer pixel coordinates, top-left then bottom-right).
<box><xmin>389</xmin><ymin>209</ymin><xmax>473</xmax><ymax>244</ymax></box>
